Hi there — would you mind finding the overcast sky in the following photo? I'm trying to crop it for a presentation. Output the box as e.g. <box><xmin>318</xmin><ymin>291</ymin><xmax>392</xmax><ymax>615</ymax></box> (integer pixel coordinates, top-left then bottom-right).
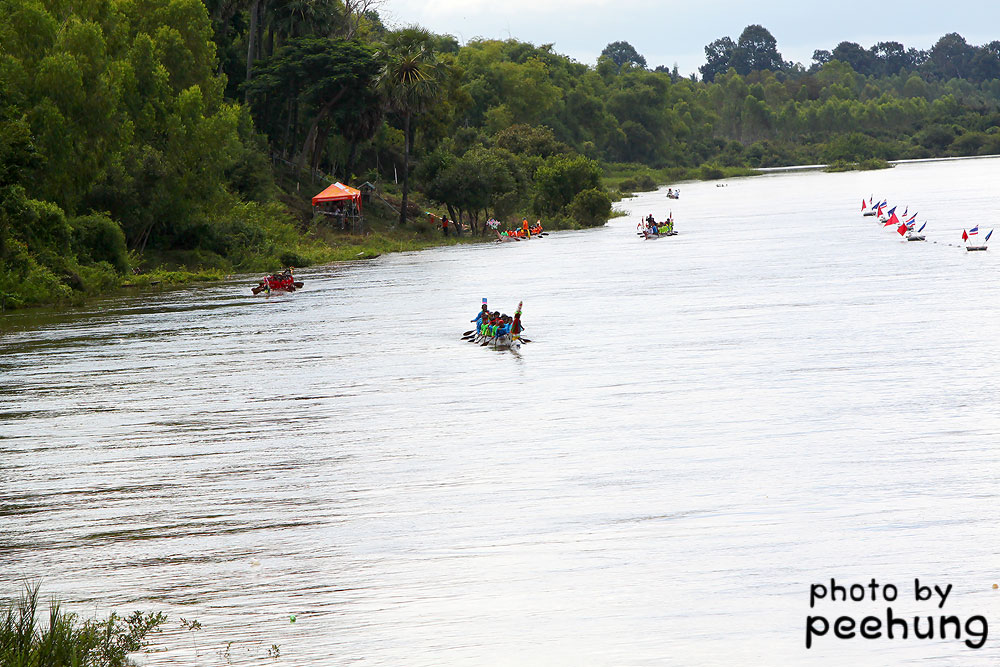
<box><xmin>378</xmin><ymin>0</ymin><xmax>1000</xmax><ymax>77</ymax></box>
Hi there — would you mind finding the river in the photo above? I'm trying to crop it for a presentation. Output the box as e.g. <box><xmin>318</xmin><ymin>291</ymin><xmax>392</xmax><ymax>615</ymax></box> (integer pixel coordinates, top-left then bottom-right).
<box><xmin>2</xmin><ymin>158</ymin><xmax>1000</xmax><ymax>665</ymax></box>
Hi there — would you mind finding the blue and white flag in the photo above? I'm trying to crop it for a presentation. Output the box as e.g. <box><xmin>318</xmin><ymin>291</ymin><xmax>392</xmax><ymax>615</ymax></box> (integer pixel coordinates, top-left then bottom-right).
<box><xmin>986</xmin><ymin>229</ymin><xmax>994</xmax><ymax>243</ymax></box>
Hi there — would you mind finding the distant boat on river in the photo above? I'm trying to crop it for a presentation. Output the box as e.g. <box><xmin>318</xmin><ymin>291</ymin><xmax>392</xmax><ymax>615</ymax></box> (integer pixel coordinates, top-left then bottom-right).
<box><xmin>963</xmin><ymin>226</ymin><xmax>991</xmax><ymax>251</ymax></box>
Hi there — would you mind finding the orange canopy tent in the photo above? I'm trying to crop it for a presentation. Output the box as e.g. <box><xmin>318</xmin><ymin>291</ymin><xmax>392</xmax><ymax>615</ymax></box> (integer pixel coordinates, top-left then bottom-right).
<box><xmin>311</xmin><ymin>182</ymin><xmax>362</xmax><ymax>211</ymax></box>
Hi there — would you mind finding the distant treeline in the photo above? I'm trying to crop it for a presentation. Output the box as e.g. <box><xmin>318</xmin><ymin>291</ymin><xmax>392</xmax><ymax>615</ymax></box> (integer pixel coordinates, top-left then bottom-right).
<box><xmin>3</xmin><ymin>0</ymin><xmax>1000</xmax><ymax>308</ymax></box>
<box><xmin>698</xmin><ymin>25</ymin><xmax>1000</xmax><ymax>83</ymax></box>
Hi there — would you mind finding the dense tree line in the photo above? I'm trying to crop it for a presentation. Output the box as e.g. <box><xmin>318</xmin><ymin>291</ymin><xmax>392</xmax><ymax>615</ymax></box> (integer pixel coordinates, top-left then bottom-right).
<box><xmin>701</xmin><ymin>25</ymin><xmax>1000</xmax><ymax>83</ymax></box>
<box><xmin>5</xmin><ymin>0</ymin><xmax>1000</xmax><ymax>308</ymax></box>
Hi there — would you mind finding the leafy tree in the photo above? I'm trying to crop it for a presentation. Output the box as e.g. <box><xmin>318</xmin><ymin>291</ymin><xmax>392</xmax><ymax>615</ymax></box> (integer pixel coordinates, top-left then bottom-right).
<box><xmin>969</xmin><ymin>41</ymin><xmax>1000</xmax><ymax>81</ymax></box>
<box><xmin>929</xmin><ymin>33</ymin><xmax>975</xmax><ymax>79</ymax></box>
<box><xmin>600</xmin><ymin>41</ymin><xmax>647</xmax><ymax>72</ymax></box>
<box><xmin>377</xmin><ymin>28</ymin><xmax>443</xmax><ymax>226</ymax></box>
<box><xmin>811</xmin><ymin>50</ymin><xmax>832</xmax><ymax>68</ymax></box>
<box><xmin>732</xmin><ymin>24</ymin><xmax>785</xmax><ymax>74</ymax></box>
<box><xmin>493</xmin><ymin>124</ymin><xmax>569</xmax><ymax>157</ymax></box>
<box><xmin>701</xmin><ymin>36</ymin><xmax>735</xmax><ymax>82</ymax></box>
<box><xmin>870</xmin><ymin>41</ymin><xmax>909</xmax><ymax>76</ymax></box>
<box><xmin>831</xmin><ymin>41</ymin><xmax>873</xmax><ymax>75</ymax></box>
<box><xmin>245</xmin><ymin>38</ymin><xmax>378</xmax><ymax>173</ymax></box>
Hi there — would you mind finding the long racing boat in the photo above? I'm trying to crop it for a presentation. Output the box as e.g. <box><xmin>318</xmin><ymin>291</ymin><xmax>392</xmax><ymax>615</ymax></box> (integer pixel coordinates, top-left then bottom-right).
<box><xmin>469</xmin><ymin>332</ymin><xmax>522</xmax><ymax>351</ymax></box>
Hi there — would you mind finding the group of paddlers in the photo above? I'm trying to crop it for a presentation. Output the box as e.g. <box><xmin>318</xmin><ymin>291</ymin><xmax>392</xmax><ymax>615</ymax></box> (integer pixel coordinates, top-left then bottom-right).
<box><xmin>253</xmin><ymin>267</ymin><xmax>298</xmax><ymax>294</ymax></box>
<box><xmin>494</xmin><ymin>219</ymin><xmax>543</xmax><ymax>241</ymax></box>
<box><xmin>471</xmin><ymin>300</ymin><xmax>524</xmax><ymax>340</ymax></box>
<box><xmin>638</xmin><ymin>213</ymin><xmax>674</xmax><ymax>235</ymax></box>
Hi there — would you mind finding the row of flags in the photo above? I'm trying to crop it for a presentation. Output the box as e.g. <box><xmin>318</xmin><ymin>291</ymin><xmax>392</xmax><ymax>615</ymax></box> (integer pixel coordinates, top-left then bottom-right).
<box><xmin>962</xmin><ymin>226</ymin><xmax>994</xmax><ymax>243</ymax></box>
<box><xmin>863</xmin><ymin>196</ymin><xmax>991</xmax><ymax>244</ymax></box>
<box><xmin>863</xmin><ymin>197</ymin><xmax>924</xmax><ymax>237</ymax></box>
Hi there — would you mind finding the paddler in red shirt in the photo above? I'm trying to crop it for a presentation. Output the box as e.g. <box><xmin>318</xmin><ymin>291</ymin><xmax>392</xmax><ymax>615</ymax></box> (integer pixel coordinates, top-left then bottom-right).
<box><xmin>511</xmin><ymin>302</ymin><xmax>524</xmax><ymax>339</ymax></box>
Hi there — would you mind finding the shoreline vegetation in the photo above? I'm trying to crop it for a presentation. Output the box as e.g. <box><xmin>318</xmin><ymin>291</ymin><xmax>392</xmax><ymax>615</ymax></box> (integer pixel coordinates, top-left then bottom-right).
<box><xmin>824</xmin><ymin>158</ymin><xmax>894</xmax><ymax>172</ymax></box>
<box><xmin>0</xmin><ymin>583</ymin><xmax>280</xmax><ymax>666</ymax></box>
<box><xmin>1</xmin><ymin>583</ymin><xmax>166</xmax><ymax>667</ymax></box>
<box><xmin>5</xmin><ymin>5</ymin><xmax>1000</xmax><ymax>311</ymax></box>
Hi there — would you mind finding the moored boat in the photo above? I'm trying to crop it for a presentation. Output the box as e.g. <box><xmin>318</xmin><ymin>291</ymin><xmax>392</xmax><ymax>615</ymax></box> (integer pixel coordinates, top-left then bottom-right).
<box><xmin>962</xmin><ymin>227</ymin><xmax>992</xmax><ymax>251</ymax></box>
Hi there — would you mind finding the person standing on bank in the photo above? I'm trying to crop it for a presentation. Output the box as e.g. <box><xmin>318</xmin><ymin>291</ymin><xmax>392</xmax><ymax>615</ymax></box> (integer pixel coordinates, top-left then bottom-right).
<box><xmin>442</xmin><ymin>216</ymin><xmax>449</xmax><ymax>236</ymax></box>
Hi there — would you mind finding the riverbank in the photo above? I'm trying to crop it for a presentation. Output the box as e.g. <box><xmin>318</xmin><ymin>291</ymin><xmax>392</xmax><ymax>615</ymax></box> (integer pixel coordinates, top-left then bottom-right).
<box><xmin>602</xmin><ymin>162</ymin><xmax>760</xmax><ymax>196</ymax></box>
<box><xmin>0</xmin><ymin>194</ymin><xmax>491</xmax><ymax>312</ymax></box>
<box><xmin>1</xmin><ymin>161</ymin><xmax>760</xmax><ymax>313</ymax></box>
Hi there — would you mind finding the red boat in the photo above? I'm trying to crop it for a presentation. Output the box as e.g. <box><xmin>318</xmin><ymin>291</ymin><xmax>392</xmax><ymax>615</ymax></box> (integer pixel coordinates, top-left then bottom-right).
<box><xmin>252</xmin><ymin>271</ymin><xmax>303</xmax><ymax>294</ymax></box>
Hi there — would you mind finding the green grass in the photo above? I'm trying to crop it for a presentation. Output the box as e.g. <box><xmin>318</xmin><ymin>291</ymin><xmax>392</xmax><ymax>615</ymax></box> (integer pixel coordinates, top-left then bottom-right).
<box><xmin>1</xmin><ymin>583</ymin><xmax>166</xmax><ymax>667</ymax></box>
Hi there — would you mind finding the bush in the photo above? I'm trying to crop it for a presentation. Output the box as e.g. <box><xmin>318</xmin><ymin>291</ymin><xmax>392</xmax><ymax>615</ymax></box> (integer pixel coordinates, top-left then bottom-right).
<box><xmin>533</xmin><ymin>154</ymin><xmax>603</xmax><ymax>215</ymax></box>
<box><xmin>0</xmin><ymin>240</ymin><xmax>73</xmax><ymax>308</ymax></box>
<box><xmin>411</xmin><ymin>219</ymin><xmax>434</xmax><ymax>236</ymax></box>
<box><xmin>699</xmin><ymin>164</ymin><xmax>725</xmax><ymax>180</ymax></box>
<box><xmin>824</xmin><ymin>159</ymin><xmax>855</xmax><ymax>172</ymax></box>
<box><xmin>279</xmin><ymin>251</ymin><xmax>310</xmax><ymax>266</ymax></box>
<box><xmin>950</xmin><ymin>131</ymin><xmax>987</xmax><ymax>156</ymax></box>
<box><xmin>568</xmin><ymin>188</ymin><xmax>612</xmax><ymax>227</ymax></box>
<box><xmin>70</xmin><ymin>214</ymin><xmax>130</xmax><ymax>273</ymax></box>
<box><xmin>857</xmin><ymin>157</ymin><xmax>893</xmax><ymax>170</ymax></box>
<box><xmin>620</xmin><ymin>174</ymin><xmax>656</xmax><ymax>191</ymax></box>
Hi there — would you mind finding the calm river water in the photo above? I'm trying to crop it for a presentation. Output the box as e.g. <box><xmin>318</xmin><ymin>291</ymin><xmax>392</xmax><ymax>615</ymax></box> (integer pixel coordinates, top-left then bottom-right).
<box><xmin>3</xmin><ymin>158</ymin><xmax>1000</xmax><ymax>666</ymax></box>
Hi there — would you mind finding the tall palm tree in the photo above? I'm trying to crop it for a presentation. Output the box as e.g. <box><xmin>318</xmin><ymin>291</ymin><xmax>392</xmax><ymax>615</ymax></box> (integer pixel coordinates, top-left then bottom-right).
<box><xmin>376</xmin><ymin>29</ymin><xmax>441</xmax><ymax>226</ymax></box>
